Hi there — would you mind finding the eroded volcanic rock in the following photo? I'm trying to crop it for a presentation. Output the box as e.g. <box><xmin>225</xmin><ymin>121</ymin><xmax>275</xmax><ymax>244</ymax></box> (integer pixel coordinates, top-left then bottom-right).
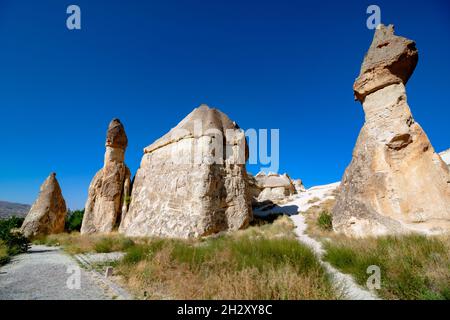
<box><xmin>119</xmin><ymin>104</ymin><xmax>252</xmax><ymax>238</ymax></box>
<box><xmin>333</xmin><ymin>25</ymin><xmax>450</xmax><ymax>237</ymax></box>
<box><xmin>21</xmin><ymin>173</ymin><xmax>67</xmax><ymax>238</ymax></box>
<box><xmin>81</xmin><ymin>119</ymin><xmax>131</xmax><ymax>234</ymax></box>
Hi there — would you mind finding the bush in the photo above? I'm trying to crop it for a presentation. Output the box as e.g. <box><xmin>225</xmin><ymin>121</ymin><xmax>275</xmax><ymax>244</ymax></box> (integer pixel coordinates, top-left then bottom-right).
<box><xmin>65</xmin><ymin>209</ymin><xmax>84</xmax><ymax>232</ymax></box>
<box><xmin>0</xmin><ymin>240</ymin><xmax>10</xmax><ymax>266</ymax></box>
<box><xmin>0</xmin><ymin>217</ymin><xmax>30</xmax><ymax>260</ymax></box>
<box><xmin>317</xmin><ymin>211</ymin><xmax>332</xmax><ymax>231</ymax></box>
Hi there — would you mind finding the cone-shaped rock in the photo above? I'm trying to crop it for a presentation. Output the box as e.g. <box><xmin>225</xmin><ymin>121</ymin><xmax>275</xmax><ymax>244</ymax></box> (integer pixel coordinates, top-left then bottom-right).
<box><xmin>81</xmin><ymin>119</ymin><xmax>131</xmax><ymax>234</ymax></box>
<box><xmin>21</xmin><ymin>173</ymin><xmax>67</xmax><ymax>238</ymax></box>
<box><xmin>333</xmin><ymin>25</ymin><xmax>450</xmax><ymax>237</ymax></box>
<box><xmin>119</xmin><ymin>104</ymin><xmax>252</xmax><ymax>238</ymax></box>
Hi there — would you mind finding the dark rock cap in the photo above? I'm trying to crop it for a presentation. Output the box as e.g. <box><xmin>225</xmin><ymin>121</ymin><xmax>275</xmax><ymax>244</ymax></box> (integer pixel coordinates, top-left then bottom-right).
<box><xmin>353</xmin><ymin>24</ymin><xmax>418</xmax><ymax>102</ymax></box>
<box><xmin>106</xmin><ymin>118</ymin><xmax>128</xmax><ymax>149</ymax></box>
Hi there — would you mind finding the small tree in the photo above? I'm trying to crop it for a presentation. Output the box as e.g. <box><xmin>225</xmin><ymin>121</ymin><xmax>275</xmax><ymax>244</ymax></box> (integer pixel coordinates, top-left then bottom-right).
<box><xmin>65</xmin><ymin>209</ymin><xmax>85</xmax><ymax>232</ymax></box>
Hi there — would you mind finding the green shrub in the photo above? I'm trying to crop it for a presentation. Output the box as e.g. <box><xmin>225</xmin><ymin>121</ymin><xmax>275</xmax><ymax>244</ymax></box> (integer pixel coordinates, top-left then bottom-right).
<box><xmin>94</xmin><ymin>237</ymin><xmax>115</xmax><ymax>253</ymax></box>
<box><xmin>317</xmin><ymin>211</ymin><xmax>332</xmax><ymax>231</ymax></box>
<box><xmin>65</xmin><ymin>209</ymin><xmax>84</xmax><ymax>232</ymax></box>
<box><xmin>0</xmin><ymin>240</ymin><xmax>10</xmax><ymax>266</ymax></box>
<box><xmin>94</xmin><ymin>235</ymin><xmax>136</xmax><ymax>253</ymax></box>
<box><xmin>0</xmin><ymin>217</ymin><xmax>30</xmax><ymax>259</ymax></box>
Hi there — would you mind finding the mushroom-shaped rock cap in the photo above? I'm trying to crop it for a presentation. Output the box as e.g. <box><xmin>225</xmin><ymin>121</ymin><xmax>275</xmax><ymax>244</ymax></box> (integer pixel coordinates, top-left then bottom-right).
<box><xmin>144</xmin><ymin>104</ymin><xmax>244</xmax><ymax>154</ymax></box>
<box><xmin>106</xmin><ymin>118</ymin><xmax>128</xmax><ymax>149</ymax></box>
<box><xmin>354</xmin><ymin>24</ymin><xmax>418</xmax><ymax>102</ymax></box>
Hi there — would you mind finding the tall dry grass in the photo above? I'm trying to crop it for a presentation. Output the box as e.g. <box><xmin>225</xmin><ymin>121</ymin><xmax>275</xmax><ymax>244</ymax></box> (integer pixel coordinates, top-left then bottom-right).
<box><xmin>324</xmin><ymin>234</ymin><xmax>450</xmax><ymax>300</ymax></box>
<box><xmin>117</xmin><ymin>216</ymin><xmax>336</xmax><ymax>300</ymax></box>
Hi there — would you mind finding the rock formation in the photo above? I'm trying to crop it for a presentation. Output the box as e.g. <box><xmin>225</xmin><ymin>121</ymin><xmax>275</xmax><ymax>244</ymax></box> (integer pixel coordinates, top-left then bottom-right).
<box><xmin>248</xmin><ymin>172</ymin><xmax>305</xmax><ymax>205</ymax></box>
<box><xmin>255</xmin><ymin>172</ymin><xmax>296</xmax><ymax>202</ymax></box>
<box><xmin>440</xmin><ymin>149</ymin><xmax>450</xmax><ymax>169</ymax></box>
<box><xmin>292</xmin><ymin>178</ymin><xmax>306</xmax><ymax>194</ymax></box>
<box><xmin>333</xmin><ymin>25</ymin><xmax>450</xmax><ymax>237</ymax></box>
<box><xmin>20</xmin><ymin>173</ymin><xmax>67</xmax><ymax>238</ymax></box>
<box><xmin>119</xmin><ymin>104</ymin><xmax>252</xmax><ymax>238</ymax></box>
<box><xmin>81</xmin><ymin>119</ymin><xmax>131</xmax><ymax>234</ymax></box>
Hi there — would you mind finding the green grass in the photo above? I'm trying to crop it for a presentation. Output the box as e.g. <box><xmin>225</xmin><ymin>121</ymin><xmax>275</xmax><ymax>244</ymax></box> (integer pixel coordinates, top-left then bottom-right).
<box><xmin>323</xmin><ymin>234</ymin><xmax>450</xmax><ymax>300</ymax></box>
<box><xmin>33</xmin><ymin>232</ymin><xmax>135</xmax><ymax>255</ymax></box>
<box><xmin>116</xmin><ymin>217</ymin><xmax>336</xmax><ymax>299</ymax></box>
<box><xmin>317</xmin><ymin>211</ymin><xmax>333</xmax><ymax>231</ymax></box>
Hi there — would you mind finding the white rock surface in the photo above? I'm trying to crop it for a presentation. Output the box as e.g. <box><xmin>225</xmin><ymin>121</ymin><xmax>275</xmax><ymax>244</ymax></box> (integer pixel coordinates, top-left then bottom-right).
<box><xmin>255</xmin><ymin>182</ymin><xmax>379</xmax><ymax>300</ymax></box>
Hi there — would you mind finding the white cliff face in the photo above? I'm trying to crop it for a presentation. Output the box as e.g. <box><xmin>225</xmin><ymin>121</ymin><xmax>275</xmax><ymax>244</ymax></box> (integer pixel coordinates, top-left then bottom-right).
<box><xmin>119</xmin><ymin>105</ymin><xmax>252</xmax><ymax>239</ymax></box>
<box><xmin>21</xmin><ymin>173</ymin><xmax>67</xmax><ymax>238</ymax></box>
<box><xmin>440</xmin><ymin>149</ymin><xmax>450</xmax><ymax>168</ymax></box>
<box><xmin>81</xmin><ymin>119</ymin><xmax>131</xmax><ymax>234</ymax></box>
<box><xmin>333</xmin><ymin>25</ymin><xmax>450</xmax><ymax>237</ymax></box>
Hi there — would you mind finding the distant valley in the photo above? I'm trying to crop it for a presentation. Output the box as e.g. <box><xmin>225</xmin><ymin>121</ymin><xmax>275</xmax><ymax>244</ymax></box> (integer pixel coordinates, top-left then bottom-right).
<box><xmin>0</xmin><ymin>201</ymin><xmax>30</xmax><ymax>219</ymax></box>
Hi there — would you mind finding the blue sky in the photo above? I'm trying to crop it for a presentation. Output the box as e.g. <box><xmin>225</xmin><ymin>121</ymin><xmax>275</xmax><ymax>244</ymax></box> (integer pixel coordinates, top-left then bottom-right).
<box><xmin>0</xmin><ymin>0</ymin><xmax>449</xmax><ymax>210</ymax></box>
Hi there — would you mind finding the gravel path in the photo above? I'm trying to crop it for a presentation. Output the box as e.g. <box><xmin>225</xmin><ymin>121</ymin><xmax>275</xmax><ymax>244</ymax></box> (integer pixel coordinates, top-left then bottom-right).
<box><xmin>0</xmin><ymin>245</ymin><xmax>113</xmax><ymax>300</ymax></box>
<box><xmin>256</xmin><ymin>182</ymin><xmax>379</xmax><ymax>300</ymax></box>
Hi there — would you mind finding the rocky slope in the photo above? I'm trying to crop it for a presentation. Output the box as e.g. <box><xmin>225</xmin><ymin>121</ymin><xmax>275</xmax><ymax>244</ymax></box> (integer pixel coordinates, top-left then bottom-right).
<box><xmin>440</xmin><ymin>149</ymin><xmax>450</xmax><ymax>168</ymax></box>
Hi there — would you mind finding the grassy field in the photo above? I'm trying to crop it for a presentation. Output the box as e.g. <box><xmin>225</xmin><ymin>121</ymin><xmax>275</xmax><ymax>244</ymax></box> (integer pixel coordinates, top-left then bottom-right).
<box><xmin>323</xmin><ymin>234</ymin><xmax>450</xmax><ymax>300</ymax></box>
<box><xmin>36</xmin><ymin>216</ymin><xmax>336</xmax><ymax>300</ymax></box>
<box><xmin>301</xmin><ymin>198</ymin><xmax>450</xmax><ymax>300</ymax></box>
<box><xmin>34</xmin><ymin>207</ymin><xmax>450</xmax><ymax>300</ymax></box>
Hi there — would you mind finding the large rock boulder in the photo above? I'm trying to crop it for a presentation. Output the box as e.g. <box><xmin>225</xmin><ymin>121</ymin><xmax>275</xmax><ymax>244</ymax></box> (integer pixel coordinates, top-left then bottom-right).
<box><xmin>20</xmin><ymin>173</ymin><xmax>67</xmax><ymax>238</ymax></box>
<box><xmin>333</xmin><ymin>25</ymin><xmax>450</xmax><ymax>237</ymax></box>
<box><xmin>254</xmin><ymin>172</ymin><xmax>296</xmax><ymax>202</ymax></box>
<box><xmin>248</xmin><ymin>172</ymin><xmax>305</xmax><ymax>205</ymax></box>
<box><xmin>81</xmin><ymin>119</ymin><xmax>131</xmax><ymax>234</ymax></box>
<box><xmin>119</xmin><ymin>104</ymin><xmax>252</xmax><ymax>238</ymax></box>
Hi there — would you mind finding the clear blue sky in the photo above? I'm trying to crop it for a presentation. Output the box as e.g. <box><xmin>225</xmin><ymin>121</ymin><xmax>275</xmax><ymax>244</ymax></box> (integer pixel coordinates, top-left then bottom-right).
<box><xmin>1</xmin><ymin>0</ymin><xmax>449</xmax><ymax>210</ymax></box>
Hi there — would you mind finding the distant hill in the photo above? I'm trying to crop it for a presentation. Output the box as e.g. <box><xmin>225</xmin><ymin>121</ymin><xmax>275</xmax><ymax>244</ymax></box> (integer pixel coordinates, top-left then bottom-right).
<box><xmin>0</xmin><ymin>201</ymin><xmax>30</xmax><ymax>219</ymax></box>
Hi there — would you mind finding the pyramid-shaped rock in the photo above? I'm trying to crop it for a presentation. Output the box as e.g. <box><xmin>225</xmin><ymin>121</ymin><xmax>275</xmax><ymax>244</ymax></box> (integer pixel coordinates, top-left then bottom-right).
<box><xmin>81</xmin><ymin>119</ymin><xmax>131</xmax><ymax>234</ymax></box>
<box><xmin>119</xmin><ymin>104</ymin><xmax>252</xmax><ymax>238</ymax></box>
<box><xmin>333</xmin><ymin>25</ymin><xmax>450</xmax><ymax>237</ymax></box>
<box><xmin>21</xmin><ymin>173</ymin><xmax>67</xmax><ymax>238</ymax></box>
